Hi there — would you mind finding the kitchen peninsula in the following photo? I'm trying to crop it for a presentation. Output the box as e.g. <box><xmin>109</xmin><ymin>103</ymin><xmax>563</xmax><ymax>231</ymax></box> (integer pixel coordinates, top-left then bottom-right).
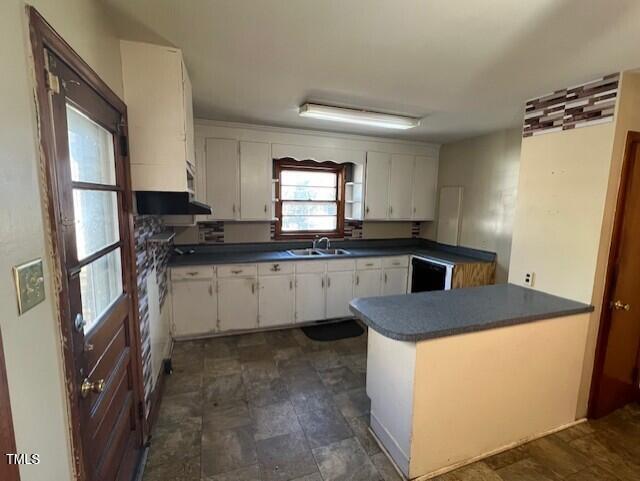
<box><xmin>350</xmin><ymin>284</ymin><xmax>593</xmax><ymax>480</ymax></box>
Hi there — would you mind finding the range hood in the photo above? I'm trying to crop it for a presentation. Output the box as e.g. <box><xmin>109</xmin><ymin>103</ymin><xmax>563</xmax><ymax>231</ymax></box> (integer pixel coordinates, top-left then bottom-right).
<box><xmin>135</xmin><ymin>191</ymin><xmax>212</xmax><ymax>215</ymax></box>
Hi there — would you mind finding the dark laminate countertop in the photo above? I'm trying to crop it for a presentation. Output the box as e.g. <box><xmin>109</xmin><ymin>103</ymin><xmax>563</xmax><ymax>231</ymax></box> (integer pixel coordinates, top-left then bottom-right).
<box><xmin>349</xmin><ymin>283</ymin><xmax>593</xmax><ymax>342</ymax></box>
<box><xmin>168</xmin><ymin>239</ymin><xmax>495</xmax><ymax>267</ymax></box>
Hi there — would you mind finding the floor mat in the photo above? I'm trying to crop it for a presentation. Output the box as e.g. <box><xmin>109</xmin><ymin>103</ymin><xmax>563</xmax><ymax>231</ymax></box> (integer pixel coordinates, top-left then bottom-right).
<box><xmin>302</xmin><ymin>320</ymin><xmax>364</xmax><ymax>341</ymax></box>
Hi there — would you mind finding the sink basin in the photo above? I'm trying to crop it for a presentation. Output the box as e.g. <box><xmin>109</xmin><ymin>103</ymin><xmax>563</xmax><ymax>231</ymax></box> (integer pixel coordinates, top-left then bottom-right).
<box><xmin>287</xmin><ymin>248</ymin><xmax>323</xmax><ymax>257</ymax></box>
<box><xmin>314</xmin><ymin>248</ymin><xmax>351</xmax><ymax>256</ymax></box>
<box><xmin>287</xmin><ymin>248</ymin><xmax>351</xmax><ymax>257</ymax></box>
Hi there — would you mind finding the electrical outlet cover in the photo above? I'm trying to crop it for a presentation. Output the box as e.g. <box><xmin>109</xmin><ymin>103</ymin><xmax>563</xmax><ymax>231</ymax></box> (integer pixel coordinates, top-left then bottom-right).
<box><xmin>13</xmin><ymin>258</ymin><xmax>45</xmax><ymax>315</ymax></box>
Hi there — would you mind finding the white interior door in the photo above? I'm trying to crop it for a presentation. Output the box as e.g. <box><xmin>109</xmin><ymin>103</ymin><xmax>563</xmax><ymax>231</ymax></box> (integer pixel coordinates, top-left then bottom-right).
<box><xmin>259</xmin><ymin>275</ymin><xmax>295</xmax><ymax>327</ymax></box>
<box><xmin>295</xmin><ymin>273</ymin><xmax>326</xmax><ymax>322</ymax></box>
<box><xmin>172</xmin><ymin>279</ymin><xmax>216</xmax><ymax>337</ymax></box>
<box><xmin>218</xmin><ymin>277</ymin><xmax>258</xmax><ymax>331</ymax></box>
<box><xmin>240</xmin><ymin>141</ymin><xmax>271</xmax><ymax>220</ymax></box>
<box><xmin>382</xmin><ymin>268</ymin><xmax>408</xmax><ymax>296</ymax></box>
<box><xmin>365</xmin><ymin>152</ymin><xmax>390</xmax><ymax>219</ymax></box>
<box><xmin>206</xmin><ymin>138</ymin><xmax>239</xmax><ymax>219</ymax></box>
<box><xmin>389</xmin><ymin>154</ymin><xmax>414</xmax><ymax>219</ymax></box>
<box><xmin>412</xmin><ymin>156</ymin><xmax>439</xmax><ymax>220</ymax></box>
<box><xmin>355</xmin><ymin>269</ymin><xmax>382</xmax><ymax>298</ymax></box>
<box><xmin>326</xmin><ymin>271</ymin><xmax>355</xmax><ymax>318</ymax></box>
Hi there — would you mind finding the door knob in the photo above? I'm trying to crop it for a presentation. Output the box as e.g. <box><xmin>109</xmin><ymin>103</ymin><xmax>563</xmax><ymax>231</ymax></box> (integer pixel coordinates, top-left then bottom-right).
<box><xmin>80</xmin><ymin>378</ymin><xmax>105</xmax><ymax>398</ymax></box>
<box><xmin>611</xmin><ymin>300</ymin><xmax>631</xmax><ymax>311</ymax></box>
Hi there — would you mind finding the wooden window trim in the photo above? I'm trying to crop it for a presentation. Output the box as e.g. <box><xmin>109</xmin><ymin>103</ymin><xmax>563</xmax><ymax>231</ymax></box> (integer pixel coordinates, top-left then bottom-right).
<box><xmin>274</xmin><ymin>158</ymin><xmax>346</xmax><ymax>240</ymax></box>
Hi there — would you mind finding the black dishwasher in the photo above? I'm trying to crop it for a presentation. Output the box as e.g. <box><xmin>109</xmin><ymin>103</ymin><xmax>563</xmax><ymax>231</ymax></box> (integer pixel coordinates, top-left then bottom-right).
<box><xmin>411</xmin><ymin>257</ymin><xmax>449</xmax><ymax>292</ymax></box>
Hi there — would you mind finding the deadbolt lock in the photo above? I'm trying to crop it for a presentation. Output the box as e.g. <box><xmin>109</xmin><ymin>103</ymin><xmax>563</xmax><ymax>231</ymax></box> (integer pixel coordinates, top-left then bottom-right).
<box><xmin>80</xmin><ymin>378</ymin><xmax>105</xmax><ymax>398</ymax></box>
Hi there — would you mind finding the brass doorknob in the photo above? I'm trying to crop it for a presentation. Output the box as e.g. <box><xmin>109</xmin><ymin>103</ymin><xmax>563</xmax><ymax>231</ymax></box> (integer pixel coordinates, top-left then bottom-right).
<box><xmin>611</xmin><ymin>300</ymin><xmax>631</xmax><ymax>311</ymax></box>
<box><xmin>80</xmin><ymin>378</ymin><xmax>105</xmax><ymax>398</ymax></box>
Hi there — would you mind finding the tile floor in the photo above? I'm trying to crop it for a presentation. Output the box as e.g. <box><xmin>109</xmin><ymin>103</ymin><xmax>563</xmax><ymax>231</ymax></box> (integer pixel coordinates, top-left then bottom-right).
<box><xmin>143</xmin><ymin>327</ymin><xmax>640</xmax><ymax>481</ymax></box>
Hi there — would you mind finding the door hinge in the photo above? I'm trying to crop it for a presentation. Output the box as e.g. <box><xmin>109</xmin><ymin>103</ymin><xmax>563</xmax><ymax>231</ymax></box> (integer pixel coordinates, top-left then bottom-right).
<box><xmin>118</xmin><ymin>130</ymin><xmax>129</xmax><ymax>157</ymax></box>
<box><xmin>46</xmin><ymin>71</ymin><xmax>61</xmax><ymax>94</ymax></box>
<box><xmin>137</xmin><ymin>401</ymin><xmax>145</xmax><ymax>420</ymax></box>
<box><xmin>632</xmin><ymin>365</ymin><xmax>639</xmax><ymax>385</ymax></box>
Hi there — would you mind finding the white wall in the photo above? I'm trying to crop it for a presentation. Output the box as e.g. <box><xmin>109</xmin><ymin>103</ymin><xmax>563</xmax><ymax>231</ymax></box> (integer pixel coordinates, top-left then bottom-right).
<box><xmin>423</xmin><ymin>129</ymin><xmax>521</xmax><ymax>282</ymax></box>
<box><xmin>0</xmin><ymin>2</ymin><xmax>123</xmax><ymax>480</ymax></box>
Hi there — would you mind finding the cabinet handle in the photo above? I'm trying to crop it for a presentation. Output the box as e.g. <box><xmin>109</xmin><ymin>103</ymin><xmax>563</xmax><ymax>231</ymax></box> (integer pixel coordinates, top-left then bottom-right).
<box><xmin>251</xmin><ymin>282</ymin><xmax>255</xmax><ymax>294</ymax></box>
<box><xmin>271</xmin><ymin>264</ymin><xmax>280</xmax><ymax>272</ymax></box>
<box><xmin>289</xmin><ymin>279</ymin><xmax>293</xmax><ymax>290</ymax></box>
<box><xmin>389</xmin><ymin>206</ymin><xmax>393</xmax><ymax>215</ymax></box>
<box><xmin>264</xmin><ymin>204</ymin><xmax>268</xmax><ymax>213</ymax></box>
<box><xmin>232</xmin><ymin>204</ymin><xmax>236</xmax><ymax>214</ymax></box>
<box><xmin>356</xmin><ymin>275</ymin><xmax>359</xmax><ymax>286</ymax></box>
<box><xmin>365</xmin><ymin>263</ymin><xmax>374</xmax><ymax>267</ymax></box>
<box><xmin>231</xmin><ymin>269</ymin><xmax>243</xmax><ymax>274</ymax></box>
<box><xmin>413</xmin><ymin>206</ymin><xmax>417</xmax><ymax>214</ymax></box>
<box><xmin>384</xmin><ymin>273</ymin><xmax>387</xmax><ymax>283</ymax></box>
<box><xmin>187</xmin><ymin>271</ymin><xmax>198</xmax><ymax>276</ymax></box>
<box><xmin>327</xmin><ymin>277</ymin><xmax>331</xmax><ymax>288</ymax></box>
<box><xmin>366</xmin><ymin>206</ymin><xmax>370</xmax><ymax>214</ymax></box>
<box><xmin>208</xmin><ymin>284</ymin><xmax>213</xmax><ymax>296</ymax></box>
<box><xmin>321</xmin><ymin>278</ymin><xmax>325</xmax><ymax>288</ymax></box>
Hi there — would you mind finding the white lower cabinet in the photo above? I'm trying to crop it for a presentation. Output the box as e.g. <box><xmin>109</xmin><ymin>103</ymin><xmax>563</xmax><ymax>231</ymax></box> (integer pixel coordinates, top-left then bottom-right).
<box><xmin>355</xmin><ymin>269</ymin><xmax>383</xmax><ymax>298</ymax></box>
<box><xmin>383</xmin><ymin>268</ymin><xmax>408</xmax><ymax>296</ymax></box>
<box><xmin>326</xmin><ymin>271</ymin><xmax>355</xmax><ymax>319</ymax></box>
<box><xmin>295</xmin><ymin>273</ymin><xmax>326</xmax><ymax>322</ymax></box>
<box><xmin>259</xmin><ymin>275</ymin><xmax>295</xmax><ymax>327</ymax></box>
<box><xmin>218</xmin><ymin>277</ymin><xmax>258</xmax><ymax>332</ymax></box>
<box><xmin>172</xmin><ymin>278</ymin><xmax>217</xmax><ymax>337</ymax></box>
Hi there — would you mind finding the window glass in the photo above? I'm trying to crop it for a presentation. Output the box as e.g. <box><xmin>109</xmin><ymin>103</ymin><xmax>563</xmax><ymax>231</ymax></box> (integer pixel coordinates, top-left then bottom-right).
<box><xmin>73</xmin><ymin>189</ymin><xmax>120</xmax><ymax>260</ymax></box>
<box><xmin>79</xmin><ymin>248</ymin><xmax>123</xmax><ymax>333</ymax></box>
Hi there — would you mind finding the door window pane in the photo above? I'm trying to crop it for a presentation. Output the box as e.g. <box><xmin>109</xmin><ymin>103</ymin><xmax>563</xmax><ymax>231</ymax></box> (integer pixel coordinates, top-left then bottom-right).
<box><xmin>79</xmin><ymin>248</ymin><xmax>123</xmax><ymax>333</ymax></box>
<box><xmin>73</xmin><ymin>189</ymin><xmax>120</xmax><ymax>260</ymax></box>
<box><xmin>66</xmin><ymin>104</ymin><xmax>116</xmax><ymax>185</ymax></box>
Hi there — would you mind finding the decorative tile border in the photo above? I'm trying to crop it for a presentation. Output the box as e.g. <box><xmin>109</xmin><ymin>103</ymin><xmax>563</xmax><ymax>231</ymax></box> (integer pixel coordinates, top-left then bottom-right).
<box><xmin>134</xmin><ymin>215</ymin><xmax>172</xmax><ymax>416</ymax></box>
<box><xmin>523</xmin><ymin>73</ymin><xmax>619</xmax><ymax>137</ymax></box>
<box><xmin>411</xmin><ymin>221</ymin><xmax>421</xmax><ymax>238</ymax></box>
<box><xmin>200</xmin><ymin>221</ymin><xmax>225</xmax><ymax>243</ymax></box>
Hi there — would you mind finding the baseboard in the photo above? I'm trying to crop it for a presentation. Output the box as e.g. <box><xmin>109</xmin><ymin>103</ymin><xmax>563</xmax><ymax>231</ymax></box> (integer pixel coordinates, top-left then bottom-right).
<box><xmin>369</xmin><ymin>411</ymin><xmax>410</xmax><ymax>478</ymax></box>
<box><xmin>145</xmin><ymin>358</ymin><xmax>170</xmax><ymax>439</ymax></box>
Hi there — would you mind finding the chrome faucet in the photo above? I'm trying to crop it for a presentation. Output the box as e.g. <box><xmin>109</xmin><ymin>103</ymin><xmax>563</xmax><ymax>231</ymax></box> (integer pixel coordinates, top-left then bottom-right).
<box><xmin>313</xmin><ymin>236</ymin><xmax>330</xmax><ymax>250</ymax></box>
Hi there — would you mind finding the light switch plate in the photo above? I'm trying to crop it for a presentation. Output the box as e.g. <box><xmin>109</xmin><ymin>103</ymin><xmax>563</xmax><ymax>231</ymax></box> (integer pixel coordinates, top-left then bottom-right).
<box><xmin>13</xmin><ymin>258</ymin><xmax>45</xmax><ymax>315</ymax></box>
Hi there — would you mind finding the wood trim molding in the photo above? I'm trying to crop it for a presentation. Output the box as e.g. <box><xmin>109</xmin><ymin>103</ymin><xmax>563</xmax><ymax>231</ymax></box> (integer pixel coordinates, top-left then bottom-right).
<box><xmin>27</xmin><ymin>6</ymin><xmax>147</xmax><ymax>478</ymax></box>
<box><xmin>0</xmin><ymin>329</ymin><xmax>20</xmax><ymax>481</ymax></box>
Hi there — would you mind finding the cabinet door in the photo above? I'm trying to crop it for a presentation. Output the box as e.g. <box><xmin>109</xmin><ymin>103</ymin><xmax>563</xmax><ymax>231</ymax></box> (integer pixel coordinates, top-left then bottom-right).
<box><xmin>206</xmin><ymin>138</ymin><xmax>239</xmax><ymax>220</ymax></box>
<box><xmin>413</xmin><ymin>156</ymin><xmax>439</xmax><ymax>220</ymax></box>
<box><xmin>172</xmin><ymin>279</ymin><xmax>216</xmax><ymax>337</ymax></box>
<box><xmin>354</xmin><ymin>269</ymin><xmax>382</xmax><ymax>298</ymax></box>
<box><xmin>295</xmin><ymin>273</ymin><xmax>326</xmax><ymax>322</ymax></box>
<box><xmin>218</xmin><ymin>277</ymin><xmax>258</xmax><ymax>331</ymax></box>
<box><xmin>326</xmin><ymin>271</ymin><xmax>354</xmax><ymax>319</ymax></box>
<box><xmin>240</xmin><ymin>141</ymin><xmax>272</xmax><ymax>220</ymax></box>
<box><xmin>383</xmin><ymin>268</ymin><xmax>408</xmax><ymax>296</ymax></box>
<box><xmin>389</xmin><ymin>154</ymin><xmax>414</xmax><ymax>219</ymax></box>
<box><xmin>182</xmin><ymin>62</ymin><xmax>196</xmax><ymax>167</ymax></box>
<box><xmin>365</xmin><ymin>152</ymin><xmax>390</xmax><ymax>220</ymax></box>
<box><xmin>259</xmin><ymin>275</ymin><xmax>295</xmax><ymax>327</ymax></box>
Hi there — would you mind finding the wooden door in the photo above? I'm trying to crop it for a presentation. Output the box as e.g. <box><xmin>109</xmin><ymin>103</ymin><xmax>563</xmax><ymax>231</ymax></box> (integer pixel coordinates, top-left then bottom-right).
<box><xmin>240</xmin><ymin>141</ymin><xmax>271</xmax><ymax>220</ymax></box>
<box><xmin>295</xmin><ymin>273</ymin><xmax>326</xmax><ymax>322</ymax></box>
<box><xmin>206</xmin><ymin>138</ymin><xmax>239</xmax><ymax>219</ymax></box>
<box><xmin>258</xmin><ymin>275</ymin><xmax>295</xmax><ymax>327</ymax></box>
<box><xmin>0</xmin><ymin>329</ymin><xmax>19</xmax><ymax>481</ymax></box>
<box><xmin>29</xmin><ymin>9</ymin><xmax>145</xmax><ymax>480</ymax></box>
<box><xmin>389</xmin><ymin>154</ymin><xmax>414</xmax><ymax>219</ymax></box>
<box><xmin>326</xmin><ymin>271</ymin><xmax>355</xmax><ymax>318</ymax></box>
<box><xmin>590</xmin><ymin>135</ymin><xmax>640</xmax><ymax>417</ymax></box>
<box><xmin>413</xmin><ymin>156</ymin><xmax>438</xmax><ymax>220</ymax></box>
<box><xmin>365</xmin><ymin>152</ymin><xmax>390</xmax><ymax>219</ymax></box>
<box><xmin>218</xmin><ymin>278</ymin><xmax>258</xmax><ymax>331</ymax></box>
<box><xmin>172</xmin><ymin>278</ymin><xmax>217</xmax><ymax>337</ymax></box>
<box><xmin>383</xmin><ymin>268</ymin><xmax>408</xmax><ymax>296</ymax></box>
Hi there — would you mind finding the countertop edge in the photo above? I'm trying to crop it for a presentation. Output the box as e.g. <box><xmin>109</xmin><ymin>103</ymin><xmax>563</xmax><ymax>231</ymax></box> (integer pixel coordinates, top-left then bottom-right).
<box><xmin>349</xmin><ymin>301</ymin><xmax>594</xmax><ymax>342</ymax></box>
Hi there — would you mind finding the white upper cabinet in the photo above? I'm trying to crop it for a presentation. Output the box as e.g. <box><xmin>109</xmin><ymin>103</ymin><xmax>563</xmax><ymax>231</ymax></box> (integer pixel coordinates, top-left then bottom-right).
<box><xmin>206</xmin><ymin>138</ymin><xmax>239</xmax><ymax>220</ymax></box>
<box><xmin>240</xmin><ymin>141</ymin><xmax>272</xmax><ymax>220</ymax></box>
<box><xmin>412</xmin><ymin>156</ymin><xmax>439</xmax><ymax>220</ymax></box>
<box><xmin>121</xmin><ymin>41</ymin><xmax>195</xmax><ymax>192</ymax></box>
<box><xmin>389</xmin><ymin>154</ymin><xmax>415</xmax><ymax>219</ymax></box>
<box><xmin>364</xmin><ymin>152</ymin><xmax>390</xmax><ymax>220</ymax></box>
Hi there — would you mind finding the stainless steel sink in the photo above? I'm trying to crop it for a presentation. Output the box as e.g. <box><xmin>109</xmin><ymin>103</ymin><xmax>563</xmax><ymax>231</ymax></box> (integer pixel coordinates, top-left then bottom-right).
<box><xmin>314</xmin><ymin>248</ymin><xmax>351</xmax><ymax>256</ymax></box>
<box><xmin>287</xmin><ymin>248</ymin><xmax>351</xmax><ymax>257</ymax></box>
<box><xmin>287</xmin><ymin>248</ymin><xmax>323</xmax><ymax>257</ymax></box>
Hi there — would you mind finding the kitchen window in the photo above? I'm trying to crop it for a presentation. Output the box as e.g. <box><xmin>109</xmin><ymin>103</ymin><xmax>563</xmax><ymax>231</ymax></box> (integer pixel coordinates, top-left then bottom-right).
<box><xmin>274</xmin><ymin>159</ymin><xmax>345</xmax><ymax>239</ymax></box>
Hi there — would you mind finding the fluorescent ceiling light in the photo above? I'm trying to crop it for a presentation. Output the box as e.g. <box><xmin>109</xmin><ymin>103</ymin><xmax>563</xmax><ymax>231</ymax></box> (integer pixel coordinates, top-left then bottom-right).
<box><xmin>299</xmin><ymin>103</ymin><xmax>420</xmax><ymax>130</ymax></box>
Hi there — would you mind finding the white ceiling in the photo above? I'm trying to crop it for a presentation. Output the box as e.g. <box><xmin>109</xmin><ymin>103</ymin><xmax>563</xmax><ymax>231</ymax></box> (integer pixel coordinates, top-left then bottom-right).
<box><xmin>105</xmin><ymin>0</ymin><xmax>640</xmax><ymax>143</ymax></box>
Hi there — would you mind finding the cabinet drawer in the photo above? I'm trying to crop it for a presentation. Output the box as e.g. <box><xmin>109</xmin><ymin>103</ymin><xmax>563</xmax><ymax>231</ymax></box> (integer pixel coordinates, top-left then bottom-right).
<box><xmin>327</xmin><ymin>259</ymin><xmax>356</xmax><ymax>272</ymax></box>
<box><xmin>382</xmin><ymin>256</ymin><xmax>409</xmax><ymax>268</ymax></box>
<box><xmin>171</xmin><ymin>266</ymin><xmax>215</xmax><ymax>281</ymax></box>
<box><xmin>295</xmin><ymin>261</ymin><xmax>327</xmax><ymax>273</ymax></box>
<box><xmin>356</xmin><ymin>258</ymin><xmax>382</xmax><ymax>270</ymax></box>
<box><xmin>258</xmin><ymin>262</ymin><xmax>295</xmax><ymax>275</ymax></box>
<box><xmin>217</xmin><ymin>264</ymin><xmax>258</xmax><ymax>278</ymax></box>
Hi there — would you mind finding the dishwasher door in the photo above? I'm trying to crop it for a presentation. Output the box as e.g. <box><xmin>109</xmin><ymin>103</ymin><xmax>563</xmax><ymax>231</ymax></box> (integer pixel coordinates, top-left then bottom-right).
<box><xmin>410</xmin><ymin>257</ymin><xmax>452</xmax><ymax>292</ymax></box>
